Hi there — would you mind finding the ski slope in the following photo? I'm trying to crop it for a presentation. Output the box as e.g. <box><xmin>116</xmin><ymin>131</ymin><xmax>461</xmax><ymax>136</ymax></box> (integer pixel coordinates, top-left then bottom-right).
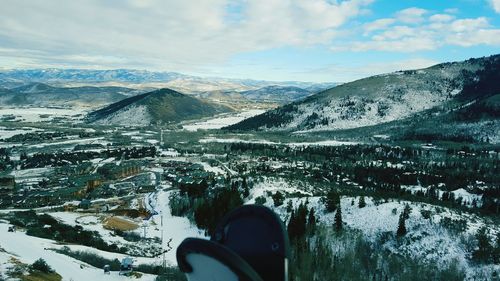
<box><xmin>0</xmin><ymin>223</ymin><xmax>156</xmax><ymax>281</ymax></box>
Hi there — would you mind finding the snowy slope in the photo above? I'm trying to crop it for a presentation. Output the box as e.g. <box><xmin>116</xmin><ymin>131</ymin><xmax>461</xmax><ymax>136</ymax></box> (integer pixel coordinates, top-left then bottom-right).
<box><xmin>228</xmin><ymin>55</ymin><xmax>499</xmax><ymax>132</ymax></box>
<box><xmin>49</xmin><ymin>189</ymin><xmax>205</xmax><ymax>266</ymax></box>
<box><xmin>246</xmin><ymin>177</ymin><xmax>499</xmax><ymax>280</ymax></box>
<box><xmin>93</xmin><ymin>104</ymin><xmax>152</xmax><ymax>126</ymax></box>
<box><xmin>87</xmin><ymin>88</ymin><xmax>231</xmax><ymax>126</ymax></box>
<box><xmin>0</xmin><ymin>223</ymin><xmax>156</xmax><ymax>281</ymax></box>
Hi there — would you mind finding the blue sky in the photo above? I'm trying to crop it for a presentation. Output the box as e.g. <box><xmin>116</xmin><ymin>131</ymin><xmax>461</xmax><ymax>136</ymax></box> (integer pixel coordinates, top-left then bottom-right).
<box><xmin>0</xmin><ymin>0</ymin><xmax>499</xmax><ymax>82</ymax></box>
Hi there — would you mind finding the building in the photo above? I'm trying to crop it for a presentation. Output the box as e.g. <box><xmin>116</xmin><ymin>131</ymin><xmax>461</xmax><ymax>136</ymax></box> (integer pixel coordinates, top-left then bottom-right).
<box><xmin>98</xmin><ymin>162</ymin><xmax>142</xmax><ymax>180</ymax></box>
<box><xmin>79</xmin><ymin>199</ymin><xmax>92</xmax><ymax>209</ymax></box>
<box><xmin>119</xmin><ymin>257</ymin><xmax>134</xmax><ymax>275</ymax></box>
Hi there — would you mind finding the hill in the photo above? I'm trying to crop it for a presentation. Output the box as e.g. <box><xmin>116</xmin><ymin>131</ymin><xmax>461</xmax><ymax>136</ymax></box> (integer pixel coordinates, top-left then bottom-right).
<box><xmin>226</xmin><ymin>54</ymin><xmax>500</xmax><ymax>134</ymax></box>
<box><xmin>86</xmin><ymin>88</ymin><xmax>232</xmax><ymax>126</ymax></box>
<box><xmin>0</xmin><ymin>69</ymin><xmax>336</xmax><ymax>97</ymax></box>
<box><xmin>0</xmin><ymin>82</ymin><xmax>139</xmax><ymax>108</ymax></box>
<box><xmin>240</xmin><ymin>85</ymin><xmax>313</xmax><ymax>104</ymax></box>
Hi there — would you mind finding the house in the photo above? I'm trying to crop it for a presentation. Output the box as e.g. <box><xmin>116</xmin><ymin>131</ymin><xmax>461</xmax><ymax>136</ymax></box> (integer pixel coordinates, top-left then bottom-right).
<box><xmin>113</xmin><ymin>182</ymin><xmax>136</xmax><ymax>190</ymax></box>
<box><xmin>119</xmin><ymin>257</ymin><xmax>134</xmax><ymax>275</ymax></box>
<box><xmin>79</xmin><ymin>199</ymin><xmax>91</xmax><ymax>209</ymax></box>
<box><xmin>98</xmin><ymin>162</ymin><xmax>142</xmax><ymax>180</ymax></box>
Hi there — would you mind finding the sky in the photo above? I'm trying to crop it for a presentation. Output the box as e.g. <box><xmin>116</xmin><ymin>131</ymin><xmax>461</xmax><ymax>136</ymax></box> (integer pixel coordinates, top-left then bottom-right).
<box><xmin>0</xmin><ymin>0</ymin><xmax>499</xmax><ymax>82</ymax></box>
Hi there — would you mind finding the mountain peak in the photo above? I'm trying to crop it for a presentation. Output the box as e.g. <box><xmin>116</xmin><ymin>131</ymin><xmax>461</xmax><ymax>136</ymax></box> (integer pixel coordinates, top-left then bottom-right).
<box><xmin>226</xmin><ymin>54</ymin><xmax>500</xmax><ymax>132</ymax></box>
<box><xmin>13</xmin><ymin>82</ymin><xmax>54</xmax><ymax>93</ymax></box>
<box><xmin>86</xmin><ymin>88</ymin><xmax>231</xmax><ymax>126</ymax></box>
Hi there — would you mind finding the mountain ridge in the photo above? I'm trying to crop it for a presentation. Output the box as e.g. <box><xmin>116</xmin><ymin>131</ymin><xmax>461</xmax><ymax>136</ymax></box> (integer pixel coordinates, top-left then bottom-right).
<box><xmin>0</xmin><ymin>68</ymin><xmax>339</xmax><ymax>98</ymax></box>
<box><xmin>86</xmin><ymin>88</ymin><xmax>232</xmax><ymax>126</ymax></box>
<box><xmin>226</xmin><ymin>54</ymin><xmax>500</xmax><ymax>133</ymax></box>
<box><xmin>0</xmin><ymin>82</ymin><xmax>140</xmax><ymax>108</ymax></box>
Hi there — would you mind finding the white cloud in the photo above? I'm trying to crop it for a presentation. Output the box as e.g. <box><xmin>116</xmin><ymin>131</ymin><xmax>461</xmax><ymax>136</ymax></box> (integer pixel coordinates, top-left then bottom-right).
<box><xmin>429</xmin><ymin>14</ymin><xmax>455</xmax><ymax>22</ymax></box>
<box><xmin>445</xmin><ymin>8</ymin><xmax>459</xmax><ymax>14</ymax></box>
<box><xmin>449</xmin><ymin>17</ymin><xmax>489</xmax><ymax>32</ymax></box>
<box><xmin>491</xmin><ymin>0</ymin><xmax>500</xmax><ymax>13</ymax></box>
<box><xmin>446</xmin><ymin>29</ymin><xmax>500</xmax><ymax>47</ymax></box>
<box><xmin>305</xmin><ymin>58</ymin><xmax>439</xmax><ymax>82</ymax></box>
<box><xmin>373</xmin><ymin>26</ymin><xmax>415</xmax><ymax>40</ymax></box>
<box><xmin>396</xmin><ymin>7</ymin><xmax>428</xmax><ymax>24</ymax></box>
<box><xmin>363</xmin><ymin>18</ymin><xmax>396</xmax><ymax>33</ymax></box>
<box><xmin>336</xmin><ymin>8</ymin><xmax>500</xmax><ymax>53</ymax></box>
<box><xmin>342</xmin><ymin>36</ymin><xmax>437</xmax><ymax>52</ymax></box>
<box><xmin>0</xmin><ymin>0</ymin><xmax>373</xmax><ymax>72</ymax></box>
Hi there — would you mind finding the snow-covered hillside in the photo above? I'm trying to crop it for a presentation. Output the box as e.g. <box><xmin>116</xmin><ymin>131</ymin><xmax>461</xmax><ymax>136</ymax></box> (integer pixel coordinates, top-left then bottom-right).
<box><xmin>87</xmin><ymin>88</ymin><xmax>231</xmax><ymax>126</ymax></box>
<box><xmin>0</xmin><ymin>222</ymin><xmax>156</xmax><ymax>281</ymax></box>
<box><xmin>93</xmin><ymin>104</ymin><xmax>152</xmax><ymax>126</ymax></box>
<box><xmin>228</xmin><ymin>55</ymin><xmax>499</xmax><ymax>132</ymax></box>
<box><xmin>246</xmin><ymin>177</ymin><xmax>499</xmax><ymax>280</ymax></box>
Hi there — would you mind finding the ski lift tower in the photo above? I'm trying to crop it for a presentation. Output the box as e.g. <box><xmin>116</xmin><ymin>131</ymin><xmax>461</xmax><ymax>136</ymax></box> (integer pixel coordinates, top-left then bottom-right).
<box><xmin>161</xmin><ymin>211</ymin><xmax>166</xmax><ymax>268</ymax></box>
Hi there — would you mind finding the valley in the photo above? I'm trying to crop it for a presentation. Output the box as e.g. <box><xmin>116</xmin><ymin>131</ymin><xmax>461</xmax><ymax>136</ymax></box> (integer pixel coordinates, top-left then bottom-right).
<box><xmin>0</xmin><ymin>56</ymin><xmax>498</xmax><ymax>281</ymax></box>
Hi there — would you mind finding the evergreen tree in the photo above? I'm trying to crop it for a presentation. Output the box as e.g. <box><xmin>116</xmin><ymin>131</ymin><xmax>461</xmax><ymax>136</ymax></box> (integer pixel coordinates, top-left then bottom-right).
<box><xmin>296</xmin><ymin>203</ymin><xmax>308</xmax><ymax>238</ymax></box>
<box><xmin>358</xmin><ymin>196</ymin><xmax>366</xmax><ymax>208</ymax></box>
<box><xmin>307</xmin><ymin>208</ymin><xmax>316</xmax><ymax>234</ymax></box>
<box><xmin>323</xmin><ymin>189</ymin><xmax>340</xmax><ymax>212</ymax></box>
<box><xmin>272</xmin><ymin>191</ymin><xmax>285</xmax><ymax>207</ymax></box>
<box><xmin>494</xmin><ymin>232</ymin><xmax>500</xmax><ymax>264</ymax></box>
<box><xmin>473</xmin><ymin>226</ymin><xmax>493</xmax><ymax>263</ymax></box>
<box><xmin>241</xmin><ymin>177</ymin><xmax>250</xmax><ymax>198</ymax></box>
<box><xmin>288</xmin><ymin>203</ymin><xmax>308</xmax><ymax>240</ymax></box>
<box><xmin>31</xmin><ymin>258</ymin><xmax>54</xmax><ymax>273</ymax></box>
<box><xmin>396</xmin><ymin>213</ymin><xmax>407</xmax><ymax>237</ymax></box>
<box><xmin>287</xmin><ymin>210</ymin><xmax>297</xmax><ymax>239</ymax></box>
<box><xmin>335</xmin><ymin>205</ymin><xmax>343</xmax><ymax>232</ymax></box>
<box><xmin>286</xmin><ymin>200</ymin><xmax>293</xmax><ymax>213</ymax></box>
<box><xmin>403</xmin><ymin>204</ymin><xmax>411</xmax><ymax>219</ymax></box>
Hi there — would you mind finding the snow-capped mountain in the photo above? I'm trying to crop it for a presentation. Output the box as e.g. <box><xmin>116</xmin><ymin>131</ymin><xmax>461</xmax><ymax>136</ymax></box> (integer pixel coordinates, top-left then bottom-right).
<box><xmin>0</xmin><ymin>69</ymin><xmax>187</xmax><ymax>84</ymax></box>
<box><xmin>240</xmin><ymin>85</ymin><xmax>313</xmax><ymax>104</ymax></box>
<box><xmin>86</xmin><ymin>88</ymin><xmax>232</xmax><ymax>126</ymax></box>
<box><xmin>227</xmin><ymin>54</ymin><xmax>500</xmax><ymax>133</ymax></box>
<box><xmin>0</xmin><ymin>82</ymin><xmax>140</xmax><ymax>108</ymax></box>
<box><xmin>0</xmin><ymin>69</ymin><xmax>336</xmax><ymax>96</ymax></box>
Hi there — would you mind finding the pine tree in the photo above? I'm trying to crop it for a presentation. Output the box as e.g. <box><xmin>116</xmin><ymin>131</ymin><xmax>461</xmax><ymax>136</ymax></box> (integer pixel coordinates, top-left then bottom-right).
<box><xmin>242</xmin><ymin>177</ymin><xmax>249</xmax><ymax>198</ymax></box>
<box><xmin>473</xmin><ymin>226</ymin><xmax>492</xmax><ymax>262</ymax></box>
<box><xmin>286</xmin><ymin>200</ymin><xmax>293</xmax><ymax>213</ymax></box>
<box><xmin>358</xmin><ymin>196</ymin><xmax>366</xmax><ymax>208</ymax></box>
<box><xmin>494</xmin><ymin>231</ymin><xmax>500</xmax><ymax>264</ymax></box>
<box><xmin>307</xmin><ymin>208</ymin><xmax>316</xmax><ymax>234</ymax></box>
<box><xmin>287</xmin><ymin>210</ymin><xmax>297</xmax><ymax>239</ymax></box>
<box><xmin>323</xmin><ymin>189</ymin><xmax>340</xmax><ymax>212</ymax></box>
<box><xmin>396</xmin><ymin>213</ymin><xmax>407</xmax><ymax>237</ymax></box>
<box><xmin>272</xmin><ymin>191</ymin><xmax>284</xmax><ymax>207</ymax></box>
<box><xmin>403</xmin><ymin>204</ymin><xmax>411</xmax><ymax>219</ymax></box>
<box><xmin>335</xmin><ymin>205</ymin><xmax>342</xmax><ymax>232</ymax></box>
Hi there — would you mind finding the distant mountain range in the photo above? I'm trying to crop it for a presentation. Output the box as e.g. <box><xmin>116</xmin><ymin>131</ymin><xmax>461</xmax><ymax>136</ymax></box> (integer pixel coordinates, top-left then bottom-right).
<box><xmin>240</xmin><ymin>85</ymin><xmax>313</xmax><ymax>104</ymax></box>
<box><xmin>0</xmin><ymin>68</ymin><xmax>337</xmax><ymax>106</ymax></box>
<box><xmin>193</xmin><ymin>84</ymin><xmax>333</xmax><ymax>105</ymax></box>
<box><xmin>0</xmin><ymin>68</ymin><xmax>336</xmax><ymax>93</ymax></box>
<box><xmin>86</xmin><ymin>88</ymin><xmax>232</xmax><ymax>126</ymax></box>
<box><xmin>0</xmin><ymin>82</ymin><xmax>141</xmax><ymax>108</ymax></box>
<box><xmin>0</xmin><ymin>69</ymin><xmax>187</xmax><ymax>85</ymax></box>
<box><xmin>226</xmin><ymin>54</ymin><xmax>500</xmax><ymax>142</ymax></box>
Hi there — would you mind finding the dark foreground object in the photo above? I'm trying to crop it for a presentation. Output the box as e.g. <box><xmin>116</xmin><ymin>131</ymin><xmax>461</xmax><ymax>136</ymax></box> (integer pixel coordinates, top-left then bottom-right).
<box><xmin>177</xmin><ymin>205</ymin><xmax>290</xmax><ymax>281</ymax></box>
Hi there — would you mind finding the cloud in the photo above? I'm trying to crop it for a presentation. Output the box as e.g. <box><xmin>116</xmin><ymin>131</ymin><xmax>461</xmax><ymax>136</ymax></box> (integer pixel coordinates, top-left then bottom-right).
<box><xmin>396</xmin><ymin>7</ymin><xmax>428</xmax><ymax>24</ymax></box>
<box><xmin>491</xmin><ymin>0</ymin><xmax>500</xmax><ymax>13</ymax></box>
<box><xmin>335</xmin><ymin>9</ymin><xmax>500</xmax><ymax>53</ymax></box>
<box><xmin>0</xmin><ymin>0</ymin><xmax>373</xmax><ymax>72</ymax></box>
<box><xmin>445</xmin><ymin>8</ymin><xmax>459</xmax><ymax>14</ymax></box>
<box><xmin>429</xmin><ymin>14</ymin><xmax>455</xmax><ymax>22</ymax></box>
<box><xmin>363</xmin><ymin>18</ymin><xmax>396</xmax><ymax>33</ymax></box>
<box><xmin>303</xmin><ymin>58</ymin><xmax>439</xmax><ymax>82</ymax></box>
